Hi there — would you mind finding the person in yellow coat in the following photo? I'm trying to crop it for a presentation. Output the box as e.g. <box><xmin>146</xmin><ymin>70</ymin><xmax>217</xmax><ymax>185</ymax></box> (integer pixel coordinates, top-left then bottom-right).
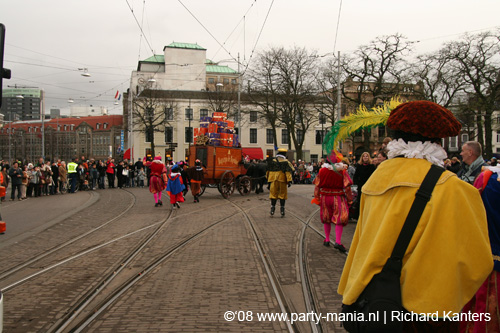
<box><xmin>337</xmin><ymin>101</ymin><xmax>493</xmax><ymax>331</ymax></box>
<box><xmin>266</xmin><ymin>148</ymin><xmax>294</xmax><ymax>217</ymax></box>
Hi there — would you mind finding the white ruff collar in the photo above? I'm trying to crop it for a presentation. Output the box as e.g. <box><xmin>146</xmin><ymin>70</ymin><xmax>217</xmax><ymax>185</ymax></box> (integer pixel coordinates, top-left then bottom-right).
<box><xmin>276</xmin><ymin>154</ymin><xmax>286</xmax><ymax>159</ymax></box>
<box><xmin>321</xmin><ymin>163</ymin><xmax>346</xmax><ymax>171</ymax></box>
<box><xmin>387</xmin><ymin>139</ymin><xmax>447</xmax><ymax>167</ymax></box>
<box><xmin>321</xmin><ymin>163</ymin><xmax>334</xmax><ymax>170</ymax></box>
<box><xmin>484</xmin><ymin>166</ymin><xmax>500</xmax><ymax>176</ymax></box>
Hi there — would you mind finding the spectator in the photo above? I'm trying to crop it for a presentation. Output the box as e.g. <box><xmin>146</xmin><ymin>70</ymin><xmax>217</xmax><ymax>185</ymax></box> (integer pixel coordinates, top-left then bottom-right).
<box><xmin>59</xmin><ymin>161</ymin><xmax>68</xmax><ymax>194</ymax></box>
<box><xmin>51</xmin><ymin>161</ymin><xmax>59</xmax><ymax>195</ymax></box>
<box><xmin>21</xmin><ymin>164</ymin><xmax>29</xmax><ymax>199</ymax></box>
<box><xmin>137</xmin><ymin>167</ymin><xmax>146</xmax><ymax>188</ymax></box>
<box><xmin>97</xmin><ymin>160</ymin><xmax>106</xmax><ymax>189</ymax></box>
<box><xmin>457</xmin><ymin>141</ymin><xmax>487</xmax><ymax>185</ymax></box>
<box><xmin>106</xmin><ymin>158</ymin><xmax>116</xmax><ymax>188</ymax></box>
<box><xmin>448</xmin><ymin>156</ymin><xmax>461</xmax><ymax>174</ymax></box>
<box><xmin>8</xmin><ymin>161</ymin><xmax>23</xmax><ymax>201</ymax></box>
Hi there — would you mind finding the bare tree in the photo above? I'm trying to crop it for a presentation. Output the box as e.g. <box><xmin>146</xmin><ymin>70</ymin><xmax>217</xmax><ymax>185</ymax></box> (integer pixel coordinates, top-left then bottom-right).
<box><xmin>411</xmin><ymin>50</ymin><xmax>464</xmax><ymax>107</ymax></box>
<box><xmin>445</xmin><ymin>30</ymin><xmax>500</xmax><ymax>156</ymax></box>
<box><xmin>132</xmin><ymin>89</ymin><xmax>177</xmax><ymax>157</ymax></box>
<box><xmin>339</xmin><ymin>34</ymin><xmax>414</xmax><ymax>148</ymax></box>
<box><xmin>205</xmin><ymin>82</ymin><xmax>239</xmax><ymax>119</ymax></box>
<box><xmin>246</xmin><ymin>46</ymin><xmax>320</xmax><ymax>159</ymax></box>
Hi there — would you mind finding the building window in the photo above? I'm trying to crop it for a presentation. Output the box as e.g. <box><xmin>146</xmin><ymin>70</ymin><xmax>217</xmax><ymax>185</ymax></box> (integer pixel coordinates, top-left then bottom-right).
<box><xmin>296</xmin><ymin>129</ymin><xmax>304</xmax><ymax>143</ymax></box>
<box><xmin>449</xmin><ymin>136</ymin><xmax>458</xmax><ymax>149</ymax></box>
<box><xmin>96</xmin><ymin>123</ymin><xmax>100</xmax><ymax>129</ymax></box>
<box><xmin>223</xmin><ymin>78</ymin><xmax>229</xmax><ymax>84</ymax></box>
<box><xmin>208</xmin><ymin>78</ymin><xmax>215</xmax><ymax>84</ymax></box>
<box><xmin>281</xmin><ymin>129</ymin><xmax>289</xmax><ymax>145</ymax></box>
<box><xmin>378</xmin><ymin>126</ymin><xmax>386</xmax><ymax>138</ymax></box>
<box><xmin>165</xmin><ymin>127</ymin><xmax>173</xmax><ymax>143</ymax></box>
<box><xmin>165</xmin><ymin>107</ymin><xmax>173</xmax><ymax>121</ymax></box>
<box><xmin>319</xmin><ymin>113</ymin><xmax>327</xmax><ymax>125</ymax></box>
<box><xmin>231</xmin><ymin>79</ymin><xmax>237</xmax><ymax>85</ymax></box>
<box><xmin>462</xmin><ymin>133</ymin><xmax>469</xmax><ymax>143</ymax></box>
<box><xmin>185</xmin><ymin>127</ymin><xmax>193</xmax><ymax>143</ymax></box>
<box><xmin>250</xmin><ymin>128</ymin><xmax>257</xmax><ymax>144</ymax></box>
<box><xmin>266</xmin><ymin>129</ymin><xmax>274</xmax><ymax>144</ymax></box>
<box><xmin>315</xmin><ymin>130</ymin><xmax>325</xmax><ymax>145</ymax></box>
<box><xmin>185</xmin><ymin>108</ymin><xmax>193</xmax><ymax>120</ymax></box>
<box><xmin>70</xmin><ymin>124</ymin><xmax>75</xmax><ymax>130</ymax></box>
<box><xmin>145</xmin><ymin>126</ymin><xmax>153</xmax><ymax>143</ymax></box>
<box><xmin>103</xmin><ymin>123</ymin><xmax>107</xmax><ymax>129</ymax></box>
<box><xmin>311</xmin><ymin>154</ymin><xmax>318</xmax><ymax>163</ymax></box>
<box><xmin>497</xmin><ymin>131</ymin><xmax>500</xmax><ymax>143</ymax></box>
<box><xmin>250</xmin><ymin>111</ymin><xmax>258</xmax><ymax>123</ymax></box>
<box><xmin>200</xmin><ymin>109</ymin><xmax>209</xmax><ymax>118</ymax></box>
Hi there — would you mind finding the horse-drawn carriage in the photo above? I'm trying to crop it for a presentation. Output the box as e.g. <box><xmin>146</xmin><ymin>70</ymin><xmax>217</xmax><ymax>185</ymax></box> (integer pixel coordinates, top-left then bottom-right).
<box><xmin>187</xmin><ymin>145</ymin><xmax>253</xmax><ymax>198</ymax></box>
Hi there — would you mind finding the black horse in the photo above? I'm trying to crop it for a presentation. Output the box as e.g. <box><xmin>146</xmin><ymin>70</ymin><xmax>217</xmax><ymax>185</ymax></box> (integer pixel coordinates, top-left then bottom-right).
<box><xmin>245</xmin><ymin>161</ymin><xmax>267</xmax><ymax>194</ymax></box>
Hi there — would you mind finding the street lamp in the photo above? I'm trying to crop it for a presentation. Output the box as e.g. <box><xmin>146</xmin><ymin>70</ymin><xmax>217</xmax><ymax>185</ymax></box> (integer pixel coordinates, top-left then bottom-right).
<box><xmin>187</xmin><ymin>100</ymin><xmax>193</xmax><ymax>157</ymax></box>
<box><xmin>78</xmin><ymin>68</ymin><xmax>91</xmax><ymax>77</ymax></box>
<box><xmin>320</xmin><ymin>111</ymin><xmax>325</xmax><ymax>158</ymax></box>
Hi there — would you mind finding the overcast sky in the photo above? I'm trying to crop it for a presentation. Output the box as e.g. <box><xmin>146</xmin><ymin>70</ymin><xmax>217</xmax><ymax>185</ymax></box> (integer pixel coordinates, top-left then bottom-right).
<box><xmin>2</xmin><ymin>0</ymin><xmax>499</xmax><ymax>115</ymax></box>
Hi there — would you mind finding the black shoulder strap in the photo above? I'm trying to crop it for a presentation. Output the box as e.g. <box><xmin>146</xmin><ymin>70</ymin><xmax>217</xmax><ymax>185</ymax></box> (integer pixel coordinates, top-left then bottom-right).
<box><xmin>391</xmin><ymin>164</ymin><xmax>445</xmax><ymax>260</ymax></box>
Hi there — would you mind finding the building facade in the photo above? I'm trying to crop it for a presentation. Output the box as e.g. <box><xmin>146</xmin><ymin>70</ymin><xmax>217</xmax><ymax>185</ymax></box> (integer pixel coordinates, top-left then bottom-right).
<box><xmin>0</xmin><ymin>115</ymin><xmax>124</xmax><ymax>163</ymax></box>
<box><xmin>0</xmin><ymin>88</ymin><xmax>44</xmax><ymax>121</ymax></box>
<box><xmin>127</xmin><ymin>42</ymin><xmax>328</xmax><ymax>163</ymax></box>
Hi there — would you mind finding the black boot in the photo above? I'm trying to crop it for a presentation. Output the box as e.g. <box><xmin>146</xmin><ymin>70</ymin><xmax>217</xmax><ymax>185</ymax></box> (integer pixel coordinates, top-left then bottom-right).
<box><xmin>280</xmin><ymin>199</ymin><xmax>285</xmax><ymax>217</ymax></box>
<box><xmin>270</xmin><ymin>199</ymin><xmax>277</xmax><ymax>216</ymax></box>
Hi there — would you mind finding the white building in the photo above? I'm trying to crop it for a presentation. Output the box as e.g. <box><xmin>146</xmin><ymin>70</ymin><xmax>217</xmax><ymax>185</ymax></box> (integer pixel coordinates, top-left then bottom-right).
<box><xmin>127</xmin><ymin>42</ymin><xmax>326</xmax><ymax>163</ymax></box>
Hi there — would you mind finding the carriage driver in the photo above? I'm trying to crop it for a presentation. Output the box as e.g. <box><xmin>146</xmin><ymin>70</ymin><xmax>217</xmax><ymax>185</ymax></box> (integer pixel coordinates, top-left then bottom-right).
<box><xmin>266</xmin><ymin>148</ymin><xmax>295</xmax><ymax>217</ymax></box>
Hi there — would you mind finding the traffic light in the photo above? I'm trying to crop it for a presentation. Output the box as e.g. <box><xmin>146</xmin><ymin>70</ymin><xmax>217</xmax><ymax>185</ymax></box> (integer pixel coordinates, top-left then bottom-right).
<box><xmin>0</xmin><ymin>23</ymin><xmax>12</xmax><ymax>108</ymax></box>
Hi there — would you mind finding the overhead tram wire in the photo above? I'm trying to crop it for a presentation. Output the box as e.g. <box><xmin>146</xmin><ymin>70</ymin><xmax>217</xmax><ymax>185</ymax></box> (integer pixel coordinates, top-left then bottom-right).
<box><xmin>125</xmin><ymin>0</ymin><xmax>156</xmax><ymax>58</ymax></box>
<box><xmin>409</xmin><ymin>24</ymin><xmax>500</xmax><ymax>44</ymax></box>
<box><xmin>176</xmin><ymin>0</ymin><xmax>236</xmax><ymax>62</ymax></box>
<box><xmin>174</xmin><ymin>0</ymin><xmax>258</xmax><ymax>90</ymax></box>
<box><xmin>241</xmin><ymin>0</ymin><xmax>275</xmax><ymax>76</ymax></box>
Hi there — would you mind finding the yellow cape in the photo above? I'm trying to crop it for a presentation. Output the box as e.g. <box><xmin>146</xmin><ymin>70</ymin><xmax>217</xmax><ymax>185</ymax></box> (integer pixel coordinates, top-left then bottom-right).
<box><xmin>338</xmin><ymin>158</ymin><xmax>493</xmax><ymax>313</ymax></box>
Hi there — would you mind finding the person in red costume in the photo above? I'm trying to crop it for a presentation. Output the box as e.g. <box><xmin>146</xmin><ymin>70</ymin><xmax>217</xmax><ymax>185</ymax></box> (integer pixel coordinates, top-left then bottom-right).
<box><xmin>145</xmin><ymin>155</ymin><xmax>167</xmax><ymax>207</ymax></box>
<box><xmin>312</xmin><ymin>151</ymin><xmax>353</xmax><ymax>252</ymax></box>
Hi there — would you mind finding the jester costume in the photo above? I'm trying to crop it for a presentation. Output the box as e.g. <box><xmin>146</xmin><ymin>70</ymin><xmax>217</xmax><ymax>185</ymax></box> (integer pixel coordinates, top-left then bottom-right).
<box><xmin>266</xmin><ymin>150</ymin><xmax>294</xmax><ymax>217</ymax></box>
<box><xmin>312</xmin><ymin>157</ymin><xmax>353</xmax><ymax>251</ymax></box>
<box><xmin>147</xmin><ymin>157</ymin><xmax>167</xmax><ymax>207</ymax></box>
<box><xmin>187</xmin><ymin>160</ymin><xmax>204</xmax><ymax>203</ymax></box>
<box><xmin>166</xmin><ymin>164</ymin><xmax>185</xmax><ymax>209</ymax></box>
<box><xmin>461</xmin><ymin>167</ymin><xmax>500</xmax><ymax>332</ymax></box>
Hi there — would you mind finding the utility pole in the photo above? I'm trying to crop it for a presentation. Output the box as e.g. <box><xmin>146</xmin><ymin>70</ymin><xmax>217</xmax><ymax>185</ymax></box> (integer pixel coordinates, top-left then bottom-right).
<box><xmin>237</xmin><ymin>53</ymin><xmax>241</xmax><ymax>139</ymax></box>
<box><xmin>337</xmin><ymin>51</ymin><xmax>341</xmax><ymax>123</ymax></box>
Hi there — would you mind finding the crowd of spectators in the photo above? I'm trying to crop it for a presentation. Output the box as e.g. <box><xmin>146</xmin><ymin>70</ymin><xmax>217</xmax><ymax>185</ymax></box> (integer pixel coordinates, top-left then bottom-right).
<box><xmin>0</xmin><ymin>155</ymin><xmax>162</xmax><ymax>201</ymax></box>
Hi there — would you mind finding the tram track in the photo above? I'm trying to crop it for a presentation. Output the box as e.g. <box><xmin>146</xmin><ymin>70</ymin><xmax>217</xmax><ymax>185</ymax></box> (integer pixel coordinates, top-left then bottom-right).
<box><xmin>230</xmin><ymin>192</ymin><xmax>348</xmax><ymax>333</ymax></box>
<box><xmin>0</xmin><ymin>190</ymin><xmax>135</xmax><ymax>282</ymax></box>
<box><xmin>229</xmin><ymin>200</ymin><xmax>295</xmax><ymax>333</ymax></box>
<box><xmin>63</xmin><ymin>205</ymin><xmax>245</xmax><ymax>332</ymax></box>
<box><xmin>1</xmin><ymin>189</ymin><xmax>242</xmax><ymax>332</ymax></box>
<box><xmin>1</xmin><ymin>186</ymin><xmax>350</xmax><ymax>332</ymax></box>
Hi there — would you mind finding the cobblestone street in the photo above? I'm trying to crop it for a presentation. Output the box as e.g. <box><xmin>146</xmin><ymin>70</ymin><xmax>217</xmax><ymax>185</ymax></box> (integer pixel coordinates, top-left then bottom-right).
<box><xmin>0</xmin><ymin>185</ymin><xmax>355</xmax><ymax>332</ymax></box>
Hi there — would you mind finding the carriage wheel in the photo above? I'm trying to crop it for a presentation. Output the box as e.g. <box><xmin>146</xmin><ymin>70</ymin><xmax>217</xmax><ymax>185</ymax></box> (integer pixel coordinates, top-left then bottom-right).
<box><xmin>199</xmin><ymin>184</ymin><xmax>206</xmax><ymax>196</ymax></box>
<box><xmin>237</xmin><ymin>176</ymin><xmax>252</xmax><ymax>196</ymax></box>
<box><xmin>219</xmin><ymin>171</ymin><xmax>235</xmax><ymax>198</ymax></box>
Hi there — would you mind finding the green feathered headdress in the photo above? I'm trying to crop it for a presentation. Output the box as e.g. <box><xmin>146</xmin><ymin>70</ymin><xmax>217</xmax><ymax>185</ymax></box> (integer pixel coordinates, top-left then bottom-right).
<box><xmin>323</xmin><ymin>96</ymin><xmax>404</xmax><ymax>155</ymax></box>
